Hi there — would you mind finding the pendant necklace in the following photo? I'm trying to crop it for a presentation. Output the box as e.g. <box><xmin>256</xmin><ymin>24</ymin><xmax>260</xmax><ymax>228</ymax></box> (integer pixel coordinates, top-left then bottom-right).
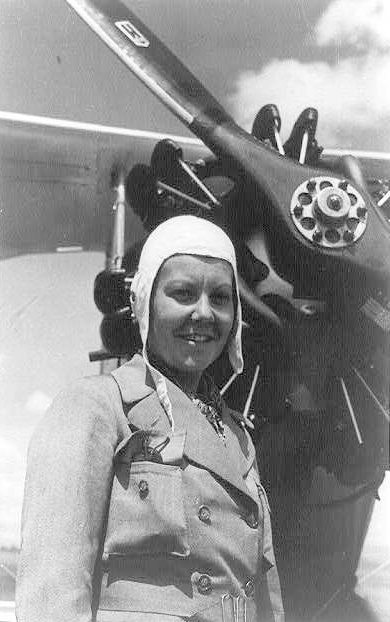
<box><xmin>149</xmin><ymin>355</ymin><xmax>226</xmax><ymax>440</ymax></box>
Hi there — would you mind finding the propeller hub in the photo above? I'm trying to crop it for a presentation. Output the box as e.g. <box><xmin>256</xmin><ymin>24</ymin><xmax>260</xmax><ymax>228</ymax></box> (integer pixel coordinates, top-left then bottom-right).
<box><xmin>315</xmin><ymin>186</ymin><xmax>351</xmax><ymax>225</ymax></box>
<box><xmin>327</xmin><ymin>194</ymin><xmax>343</xmax><ymax>212</ymax></box>
<box><xmin>290</xmin><ymin>176</ymin><xmax>367</xmax><ymax>248</ymax></box>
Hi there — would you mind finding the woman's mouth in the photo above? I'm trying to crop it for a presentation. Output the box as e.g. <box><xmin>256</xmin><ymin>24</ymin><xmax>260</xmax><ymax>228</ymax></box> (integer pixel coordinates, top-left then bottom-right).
<box><xmin>177</xmin><ymin>333</ymin><xmax>214</xmax><ymax>344</ymax></box>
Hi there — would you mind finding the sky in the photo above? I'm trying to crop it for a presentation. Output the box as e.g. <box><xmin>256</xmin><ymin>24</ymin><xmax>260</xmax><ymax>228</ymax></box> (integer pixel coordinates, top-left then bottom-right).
<box><xmin>1</xmin><ymin>0</ymin><xmax>389</xmax><ymax>149</ymax></box>
<box><xmin>229</xmin><ymin>0</ymin><xmax>390</xmax><ymax>151</ymax></box>
<box><xmin>0</xmin><ymin>0</ymin><xmax>390</xmax><ymax>548</ymax></box>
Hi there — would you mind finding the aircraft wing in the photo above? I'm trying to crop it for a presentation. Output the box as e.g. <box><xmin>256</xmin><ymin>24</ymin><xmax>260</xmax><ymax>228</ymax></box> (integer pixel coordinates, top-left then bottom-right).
<box><xmin>322</xmin><ymin>149</ymin><xmax>390</xmax><ymax>188</ymax></box>
<box><xmin>0</xmin><ymin>111</ymin><xmax>210</xmax><ymax>259</ymax></box>
<box><xmin>1</xmin><ymin>110</ymin><xmax>389</xmax><ymax>262</ymax></box>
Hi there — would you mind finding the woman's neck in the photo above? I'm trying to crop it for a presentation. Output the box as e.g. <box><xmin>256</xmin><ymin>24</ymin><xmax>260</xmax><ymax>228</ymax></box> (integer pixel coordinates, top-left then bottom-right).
<box><xmin>177</xmin><ymin>371</ymin><xmax>203</xmax><ymax>395</ymax></box>
<box><xmin>147</xmin><ymin>353</ymin><xmax>202</xmax><ymax>395</ymax></box>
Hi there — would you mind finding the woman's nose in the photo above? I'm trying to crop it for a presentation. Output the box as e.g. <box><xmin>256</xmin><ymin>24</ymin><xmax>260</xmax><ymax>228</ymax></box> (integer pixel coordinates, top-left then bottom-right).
<box><xmin>191</xmin><ymin>294</ymin><xmax>213</xmax><ymax>320</ymax></box>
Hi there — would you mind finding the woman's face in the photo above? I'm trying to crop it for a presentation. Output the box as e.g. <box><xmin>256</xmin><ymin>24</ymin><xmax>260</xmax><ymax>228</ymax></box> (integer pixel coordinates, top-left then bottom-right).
<box><xmin>148</xmin><ymin>254</ymin><xmax>235</xmax><ymax>392</ymax></box>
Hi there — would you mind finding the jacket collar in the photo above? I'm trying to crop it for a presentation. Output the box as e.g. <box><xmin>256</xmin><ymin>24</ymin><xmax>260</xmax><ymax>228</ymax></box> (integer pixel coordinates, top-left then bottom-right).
<box><xmin>111</xmin><ymin>354</ymin><xmax>154</xmax><ymax>405</ymax></box>
<box><xmin>111</xmin><ymin>354</ymin><xmax>257</xmax><ymax>504</ymax></box>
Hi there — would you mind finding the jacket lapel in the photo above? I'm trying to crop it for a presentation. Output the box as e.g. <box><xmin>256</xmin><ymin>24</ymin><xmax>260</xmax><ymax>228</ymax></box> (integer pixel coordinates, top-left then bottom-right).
<box><xmin>112</xmin><ymin>356</ymin><xmax>257</xmax><ymax>504</ymax></box>
<box><xmin>167</xmin><ymin>378</ymin><xmax>257</xmax><ymax>503</ymax></box>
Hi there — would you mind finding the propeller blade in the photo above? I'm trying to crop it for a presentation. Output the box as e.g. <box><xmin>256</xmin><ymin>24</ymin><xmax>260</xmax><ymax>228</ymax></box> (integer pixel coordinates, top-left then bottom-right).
<box><xmin>65</xmin><ymin>0</ymin><xmax>230</xmax><ymax>128</ymax></box>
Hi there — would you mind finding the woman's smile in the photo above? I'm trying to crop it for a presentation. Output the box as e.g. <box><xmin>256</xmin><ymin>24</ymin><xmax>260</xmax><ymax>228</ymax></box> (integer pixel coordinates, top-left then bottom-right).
<box><xmin>176</xmin><ymin>330</ymin><xmax>216</xmax><ymax>343</ymax></box>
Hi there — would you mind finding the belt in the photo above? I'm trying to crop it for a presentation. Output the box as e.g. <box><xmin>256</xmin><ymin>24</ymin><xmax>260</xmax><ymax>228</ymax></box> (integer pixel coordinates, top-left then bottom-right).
<box><xmin>221</xmin><ymin>594</ymin><xmax>247</xmax><ymax>622</ymax></box>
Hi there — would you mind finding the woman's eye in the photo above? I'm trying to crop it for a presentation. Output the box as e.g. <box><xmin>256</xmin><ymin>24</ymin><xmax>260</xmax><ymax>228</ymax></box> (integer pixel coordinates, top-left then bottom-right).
<box><xmin>212</xmin><ymin>292</ymin><xmax>232</xmax><ymax>306</ymax></box>
<box><xmin>172</xmin><ymin>288</ymin><xmax>194</xmax><ymax>302</ymax></box>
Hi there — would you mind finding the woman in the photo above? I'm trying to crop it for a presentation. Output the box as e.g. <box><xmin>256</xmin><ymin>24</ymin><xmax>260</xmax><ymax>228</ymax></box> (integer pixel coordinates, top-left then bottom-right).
<box><xmin>16</xmin><ymin>215</ymin><xmax>284</xmax><ymax>622</ymax></box>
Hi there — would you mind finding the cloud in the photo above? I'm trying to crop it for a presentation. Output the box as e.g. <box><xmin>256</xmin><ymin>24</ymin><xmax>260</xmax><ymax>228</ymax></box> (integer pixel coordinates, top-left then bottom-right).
<box><xmin>229</xmin><ymin>0</ymin><xmax>390</xmax><ymax>150</ymax></box>
<box><xmin>315</xmin><ymin>0</ymin><xmax>390</xmax><ymax>51</ymax></box>
<box><xmin>24</xmin><ymin>390</ymin><xmax>52</xmax><ymax>417</ymax></box>
<box><xmin>0</xmin><ymin>438</ymin><xmax>25</xmax><ymax>547</ymax></box>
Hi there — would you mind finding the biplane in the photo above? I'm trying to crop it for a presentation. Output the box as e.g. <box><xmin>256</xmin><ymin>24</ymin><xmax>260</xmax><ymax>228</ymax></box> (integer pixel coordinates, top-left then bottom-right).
<box><xmin>1</xmin><ymin>0</ymin><xmax>390</xmax><ymax>620</ymax></box>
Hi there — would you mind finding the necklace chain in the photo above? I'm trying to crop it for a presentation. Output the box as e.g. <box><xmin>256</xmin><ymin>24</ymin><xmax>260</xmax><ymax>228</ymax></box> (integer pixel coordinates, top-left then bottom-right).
<box><xmin>190</xmin><ymin>395</ymin><xmax>226</xmax><ymax>439</ymax></box>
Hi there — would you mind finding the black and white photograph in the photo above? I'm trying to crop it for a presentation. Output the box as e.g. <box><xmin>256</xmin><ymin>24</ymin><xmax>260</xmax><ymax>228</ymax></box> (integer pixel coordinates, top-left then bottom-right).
<box><xmin>0</xmin><ymin>1</ymin><xmax>389</xmax><ymax>620</ymax></box>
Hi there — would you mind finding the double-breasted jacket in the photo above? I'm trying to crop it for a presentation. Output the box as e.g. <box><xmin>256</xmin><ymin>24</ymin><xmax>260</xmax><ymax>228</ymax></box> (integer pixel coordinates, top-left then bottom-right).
<box><xmin>16</xmin><ymin>354</ymin><xmax>284</xmax><ymax>622</ymax></box>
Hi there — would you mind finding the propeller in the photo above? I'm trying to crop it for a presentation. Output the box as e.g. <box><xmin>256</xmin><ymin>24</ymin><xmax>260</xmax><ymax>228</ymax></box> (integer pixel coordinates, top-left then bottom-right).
<box><xmin>73</xmin><ymin>0</ymin><xmax>390</xmax><ymax>442</ymax></box>
<box><xmin>66</xmin><ymin>0</ymin><xmax>390</xmax><ymax>302</ymax></box>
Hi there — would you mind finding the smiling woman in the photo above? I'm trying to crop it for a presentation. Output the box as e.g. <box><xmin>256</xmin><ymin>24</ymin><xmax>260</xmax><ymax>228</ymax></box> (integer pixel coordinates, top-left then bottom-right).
<box><xmin>16</xmin><ymin>215</ymin><xmax>284</xmax><ymax>622</ymax></box>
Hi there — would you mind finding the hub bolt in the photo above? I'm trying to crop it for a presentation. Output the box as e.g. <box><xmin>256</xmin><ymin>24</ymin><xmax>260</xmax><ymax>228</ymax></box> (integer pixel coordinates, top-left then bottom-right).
<box><xmin>313</xmin><ymin>230</ymin><xmax>323</xmax><ymax>243</ymax></box>
<box><xmin>327</xmin><ymin>194</ymin><xmax>343</xmax><ymax>212</ymax></box>
<box><xmin>343</xmin><ymin>230</ymin><xmax>355</xmax><ymax>242</ymax></box>
<box><xmin>293</xmin><ymin>205</ymin><xmax>303</xmax><ymax>218</ymax></box>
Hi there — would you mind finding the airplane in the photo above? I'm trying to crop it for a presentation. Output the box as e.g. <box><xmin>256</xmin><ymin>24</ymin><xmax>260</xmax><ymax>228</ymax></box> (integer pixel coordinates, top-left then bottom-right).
<box><xmin>1</xmin><ymin>0</ymin><xmax>390</xmax><ymax>620</ymax></box>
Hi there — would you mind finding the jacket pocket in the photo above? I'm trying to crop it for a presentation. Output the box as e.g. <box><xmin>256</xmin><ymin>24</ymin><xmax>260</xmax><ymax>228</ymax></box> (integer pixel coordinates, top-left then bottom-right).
<box><xmin>103</xmin><ymin>460</ymin><xmax>190</xmax><ymax>560</ymax></box>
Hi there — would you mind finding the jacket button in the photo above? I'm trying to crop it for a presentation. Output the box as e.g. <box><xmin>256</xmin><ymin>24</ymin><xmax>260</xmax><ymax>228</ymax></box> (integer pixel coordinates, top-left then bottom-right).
<box><xmin>198</xmin><ymin>505</ymin><xmax>211</xmax><ymax>523</ymax></box>
<box><xmin>197</xmin><ymin>574</ymin><xmax>212</xmax><ymax>594</ymax></box>
<box><xmin>245</xmin><ymin>511</ymin><xmax>258</xmax><ymax>529</ymax></box>
<box><xmin>138</xmin><ymin>479</ymin><xmax>149</xmax><ymax>497</ymax></box>
<box><xmin>244</xmin><ymin>578</ymin><xmax>255</xmax><ymax>597</ymax></box>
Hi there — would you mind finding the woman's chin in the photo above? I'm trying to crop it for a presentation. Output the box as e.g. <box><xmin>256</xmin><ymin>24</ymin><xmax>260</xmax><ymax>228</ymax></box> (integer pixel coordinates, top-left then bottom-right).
<box><xmin>182</xmin><ymin>354</ymin><xmax>213</xmax><ymax>373</ymax></box>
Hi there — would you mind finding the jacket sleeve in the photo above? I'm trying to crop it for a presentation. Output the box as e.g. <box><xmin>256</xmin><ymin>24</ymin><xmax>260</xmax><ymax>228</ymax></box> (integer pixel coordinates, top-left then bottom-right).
<box><xmin>16</xmin><ymin>375</ymin><xmax>128</xmax><ymax>622</ymax></box>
